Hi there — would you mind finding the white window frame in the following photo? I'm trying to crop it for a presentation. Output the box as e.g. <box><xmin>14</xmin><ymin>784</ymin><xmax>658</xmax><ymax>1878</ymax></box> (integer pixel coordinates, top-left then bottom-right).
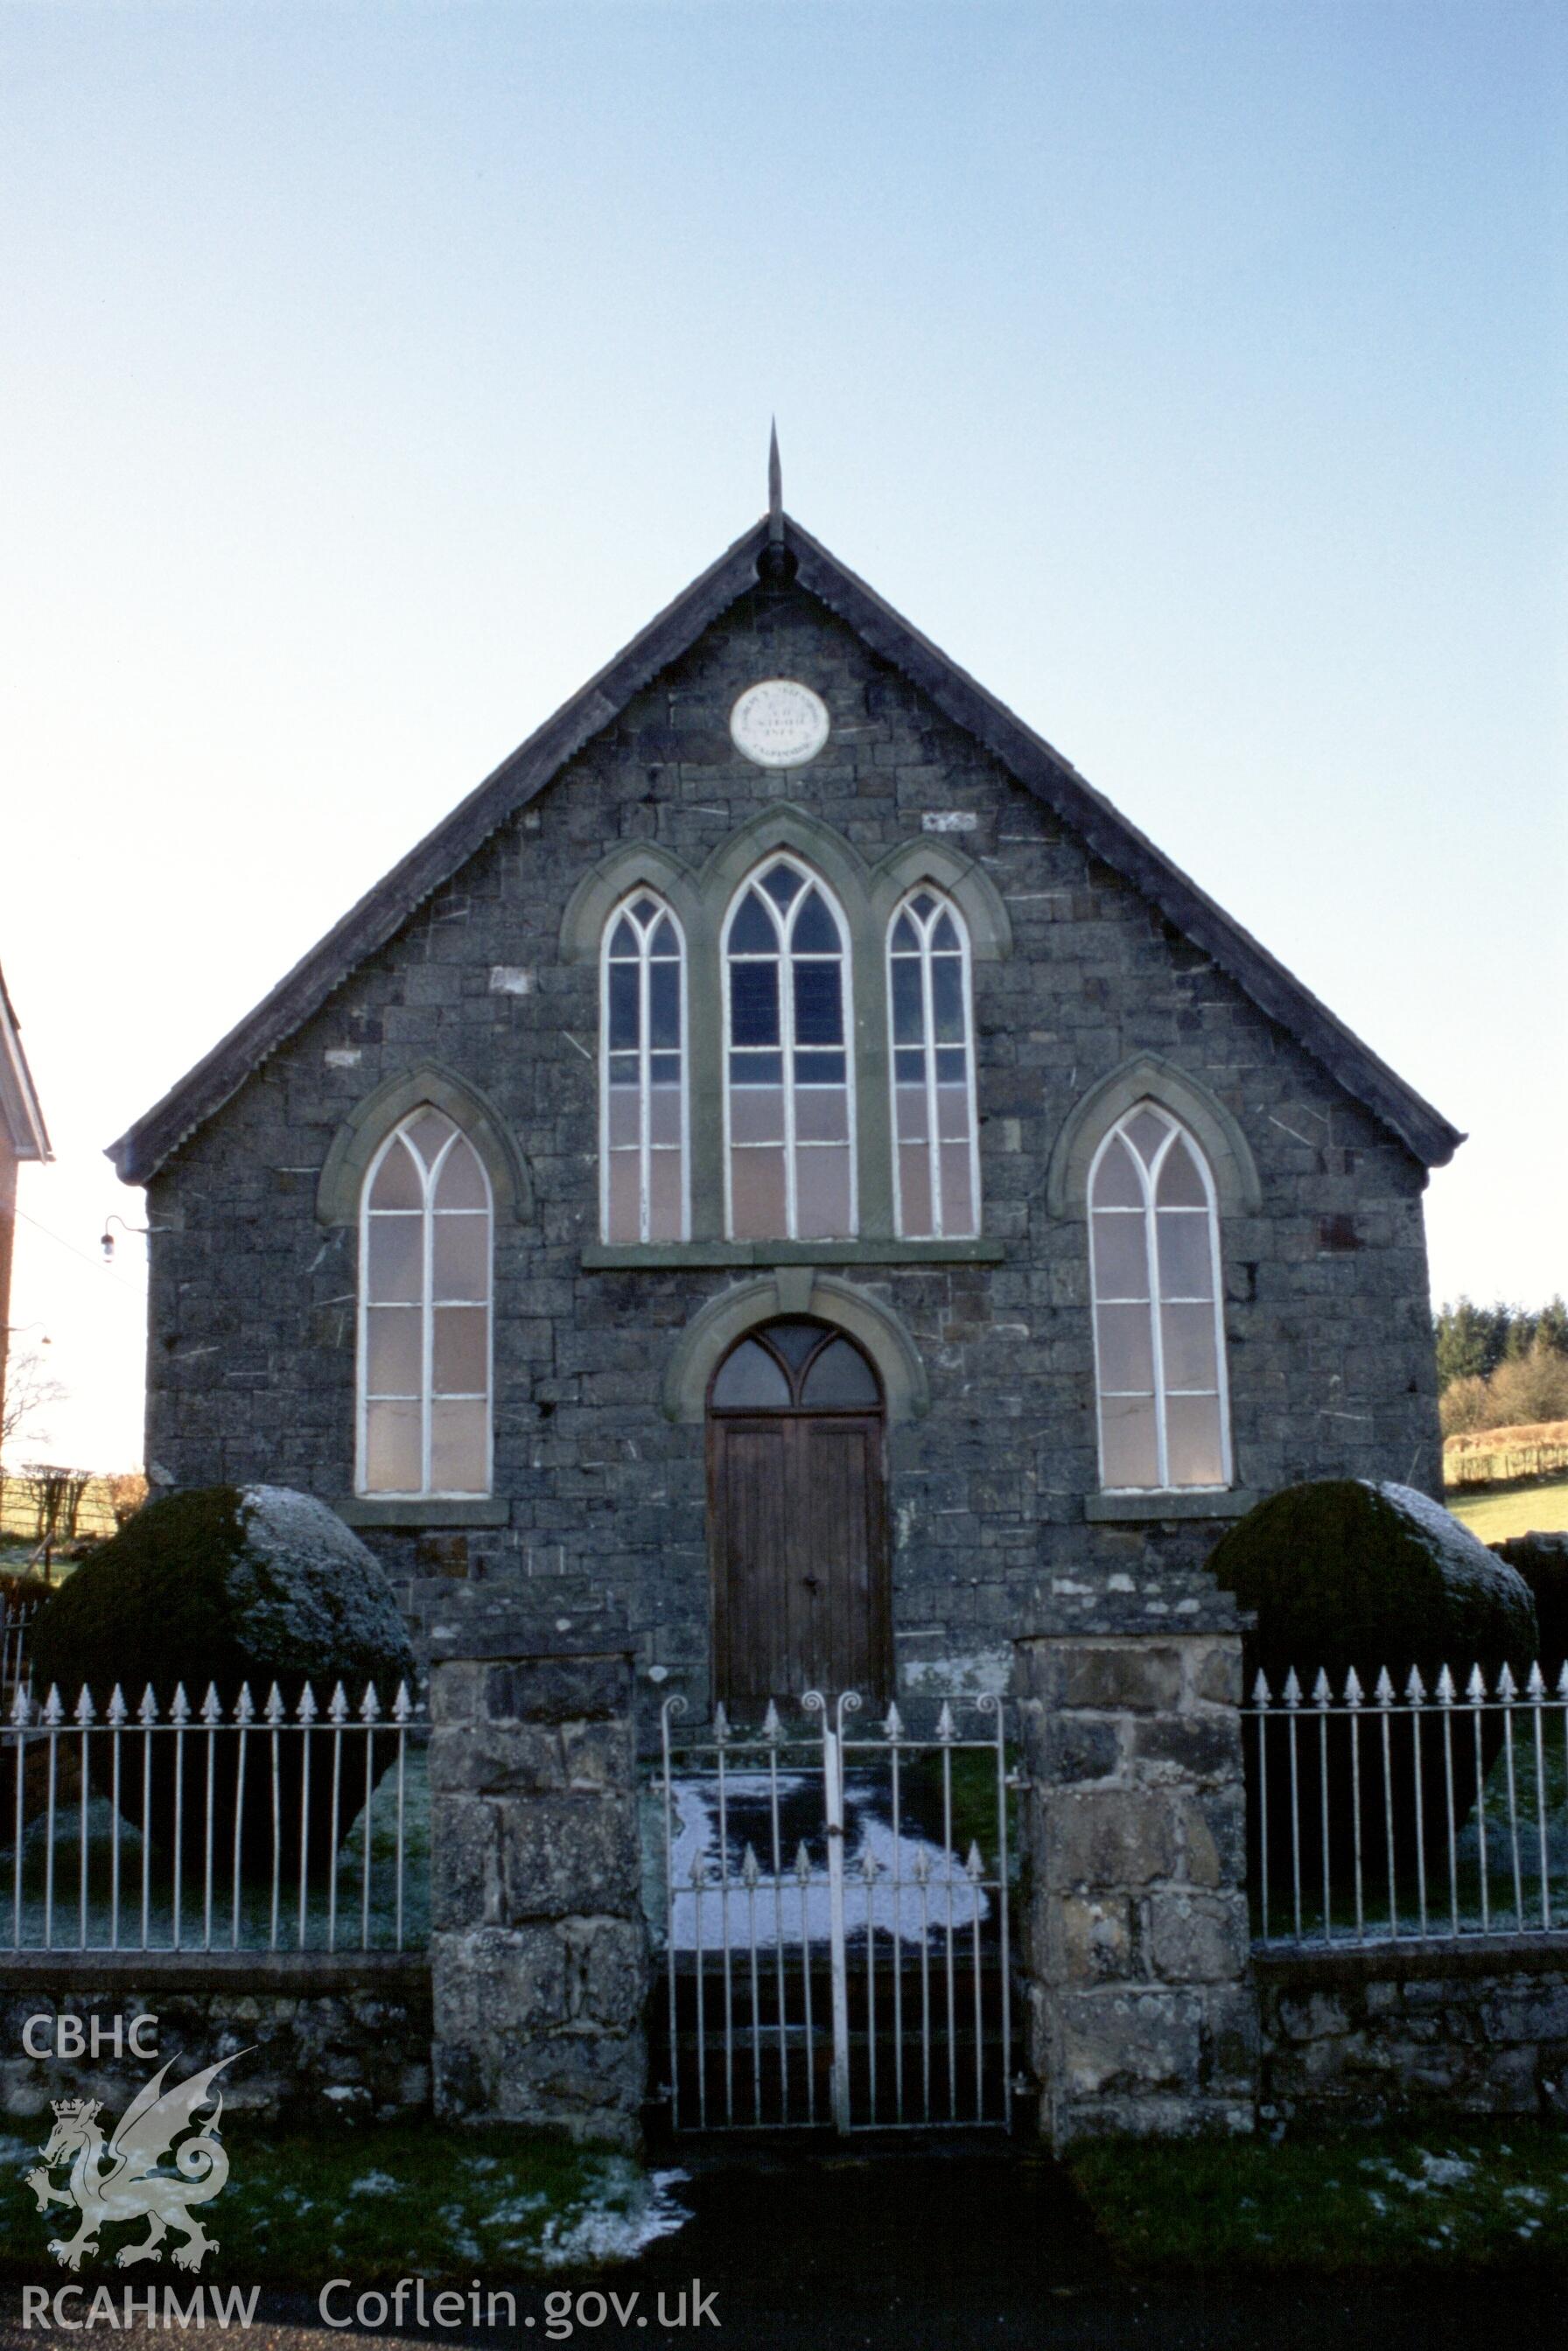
<box><xmin>886</xmin><ymin>887</ymin><xmax>982</xmax><ymax>1240</ymax></box>
<box><xmin>355</xmin><ymin>1110</ymin><xmax>494</xmax><ymax>1499</ymax></box>
<box><xmin>598</xmin><ymin>891</ymin><xmax>690</xmax><ymax>1245</ymax></box>
<box><xmin>1088</xmin><ymin>1104</ymin><xmax>1233</xmax><ymax>1493</ymax></box>
<box><xmin>720</xmin><ymin>854</ymin><xmax>858</xmax><ymax>1242</ymax></box>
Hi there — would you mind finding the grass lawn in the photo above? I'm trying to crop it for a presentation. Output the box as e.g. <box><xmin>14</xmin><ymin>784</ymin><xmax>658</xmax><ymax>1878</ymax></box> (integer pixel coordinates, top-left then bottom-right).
<box><xmin>1446</xmin><ymin>1476</ymin><xmax>1568</xmax><ymax>1543</ymax></box>
<box><xmin>0</xmin><ymin>2121</ymin><xmax>690</xmax><ymax>2283</ymax></box>
<box><xmin>1068</xmin><ymin>2123</ymin><xmax>1568</xmax><ymax>2272</ymax></box>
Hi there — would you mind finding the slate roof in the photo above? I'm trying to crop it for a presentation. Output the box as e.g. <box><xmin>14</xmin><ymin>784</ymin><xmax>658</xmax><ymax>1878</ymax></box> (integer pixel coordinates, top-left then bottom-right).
<box><xmin>107</xmin><ymin>514</ymin><xmax>1463</xmax><ymax>1184</ymax></box>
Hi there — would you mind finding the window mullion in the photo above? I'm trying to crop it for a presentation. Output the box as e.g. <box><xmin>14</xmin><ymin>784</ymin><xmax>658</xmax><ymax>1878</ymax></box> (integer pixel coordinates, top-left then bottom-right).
<box><xmin>421</xmin><ymin>1183</ymin><xmax>435</xmax><ymax>1498</ymax></box>
<box><xmin>780</xmin><ymin>920</ymin><xmax>798</xmax><ymax>1240</ymax></box>
<box><xmin>1143</xmin><ymin>1158</ymin><xmax>1168</xmax><ymax>1489</ymax></box>
<box><xmin>840</xmin><ymin>933</ymin><xmax>856</xmax><ymax>1239</ymax></box>
<box><xmin>357</xmin><ymin>1197</ymin><xmax>370</xmax><ymax>1494</ymax></box>
<box><xmin>720</xmin><ymin>931</ymin><xmax>733</xmax><ymax>1241</ymax></box>
<box><xmin>961</xmin><ymin>930</ymin><xmax>980</xmax><ymax>1240</ymax></box>
<box><xmin>638</xmin><ymin>935</ymin><xmax>652</xmax><ymax>1244</ymax></box>
<box><xmin>1208</xmin><ymin>1177</ymin><xmax>1232</xmax><ymax>1484</ymax></box>
<box><xmin>920</xmin><ymin>932</ymin><xmax>942</xmax><ymax>1237</ymax></box>
<box><xmin>599</xmin><ymin>941</ymin><xmax>611</xmax><ymax>1244</ymax></box>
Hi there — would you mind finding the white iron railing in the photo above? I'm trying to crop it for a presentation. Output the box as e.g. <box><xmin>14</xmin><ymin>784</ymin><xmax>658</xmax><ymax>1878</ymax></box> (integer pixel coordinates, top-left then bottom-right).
<box><xmin>1246</xmin><ymin>1660</ymin><xmax>1568</xmax><ymax>1950</ymax></box>
<box><xmin>4</xmin><ymin>1676</ymin><xmax>427</xmax><ymax>1954</ymax></box>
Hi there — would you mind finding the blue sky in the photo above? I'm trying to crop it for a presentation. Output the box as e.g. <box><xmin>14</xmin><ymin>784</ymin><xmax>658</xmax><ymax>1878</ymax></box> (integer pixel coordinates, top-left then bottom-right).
<box><xmin>3</xmin><ymin>0</ymin><xmax>1563</xmax><ymax>1468</ymax></box>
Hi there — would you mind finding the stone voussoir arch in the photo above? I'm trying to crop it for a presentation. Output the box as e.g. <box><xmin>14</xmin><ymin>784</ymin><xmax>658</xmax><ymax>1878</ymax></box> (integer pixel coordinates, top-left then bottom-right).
<box><xmin>1044</xmin><ymin>1051</ymin><xmax>1263</xmax><ymax>1218</ymax></box>
<box><xmin>316</xmin><ymin>1060</ymin><xmax>535</xmax><ymax>1227</ymax></box>
<box><xmin>557</xmin><ymin>843</ymin><xmax>709</xmax><ymax>967</ymax></box>
<box><xmin>696</xmin><ymin>802</ymin><xmax>874</xmax><ymax>927</ymax></box>
<box><xmin>869</xmin><ymin>838</ymin><xmax>1013</xmax><ymax>962</ymax></box>
<box><xmin>663</xmin><ymin>1270</ymin><xmax>930</xmax><ymax>1425</ymax></box>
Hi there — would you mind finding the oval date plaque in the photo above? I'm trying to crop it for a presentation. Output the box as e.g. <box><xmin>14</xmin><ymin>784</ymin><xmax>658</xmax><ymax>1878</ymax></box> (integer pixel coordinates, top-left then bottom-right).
<box><xmin>730</xmin><ymin>678</ymin><xmax>830</xmax><ymax>770</ymax></box>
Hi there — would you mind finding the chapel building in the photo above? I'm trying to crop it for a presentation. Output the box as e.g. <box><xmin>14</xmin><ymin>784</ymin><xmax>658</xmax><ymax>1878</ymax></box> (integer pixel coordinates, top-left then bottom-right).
<box><xmin>108</xmin><ymin>488</ymin><xmax>1460</xmax><ymax>1716</ymax></box>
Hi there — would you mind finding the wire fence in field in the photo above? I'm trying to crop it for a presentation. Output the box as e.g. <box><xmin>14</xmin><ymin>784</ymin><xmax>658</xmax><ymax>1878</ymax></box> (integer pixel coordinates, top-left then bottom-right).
<box><xmin>3</xmin><ymin>1676</ymin><xmax>429</xmax><ymax>1955</ymax></box>
<box><xmin>1442</xmin><ymin>1441</ymin><xmax>1568</xmax><ymax>1490</ymax></box>
<box><xmin>1246</xmin><ymin>1660</ymin><xmax>1568</xmax><ymax>1951</ymax></box>
<box><xmin>0</xmin><ymin>1478</ymin><xmax>120</xmax><ymax>1543</ymax></box>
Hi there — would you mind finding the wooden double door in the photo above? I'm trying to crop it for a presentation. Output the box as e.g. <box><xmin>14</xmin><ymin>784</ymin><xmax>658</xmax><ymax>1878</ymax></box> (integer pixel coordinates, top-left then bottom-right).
<box><xmin>707</xmin><ymin>1320</ymin><xmax>891</xmax><ymax>1708</ymax></box>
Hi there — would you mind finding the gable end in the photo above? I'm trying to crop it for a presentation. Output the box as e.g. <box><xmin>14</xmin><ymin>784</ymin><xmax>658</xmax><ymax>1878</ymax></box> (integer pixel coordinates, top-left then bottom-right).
<box><xmin>108</xmin><ymin>514</ymin><xmax>1462</xmax><ymax>1184</ymax></box>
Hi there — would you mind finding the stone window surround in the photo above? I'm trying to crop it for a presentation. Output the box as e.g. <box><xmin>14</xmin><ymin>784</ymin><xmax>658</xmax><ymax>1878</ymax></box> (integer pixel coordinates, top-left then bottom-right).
<box><xmin>356</xmin><ymin>1105</ymin><xmax>496</xmax><ymax>1505</ymax></box>
<box><xmin>317</xmin><ymin>1063</ymin><xmax>535</xmax><ymax>1230</ymax></box>
<box><xmin>599</xmin><ymin>887</ymin><xmax>691</xmax><ymax>1246</ymax></box>
<box><xmin>1048</xmin><ymin>1052</ymin><xmax>1261</xmax><ymax>1517</ymax></box>
<box><xmin>1044</xmin><ymin>1051</ymin><xmax>1262</xmax><ymax>1220</ymax></box>
<box><xmin>559</xmin><ymin>808</ymin><xmax>1012</xmax><ymax>1256</ymax></box>
<box><xmin>1087</xmin><ymin>1102</ymin><xmax>1234</xmax><ymax>1494</ymax></box>
<box><xmin>720</xmin><ymin>850</ymin><xmax>859</xmax><ymax>1245</ymax></box>
<box><xmin>661</xmin><ymin>1267</ymin><xmax>931</xmax><ymax>1426</ymax></box>
<box><xmin>320</xmin><ymin>1070</ymin><xmax>531</xmax><ymax>1522</ymax></box>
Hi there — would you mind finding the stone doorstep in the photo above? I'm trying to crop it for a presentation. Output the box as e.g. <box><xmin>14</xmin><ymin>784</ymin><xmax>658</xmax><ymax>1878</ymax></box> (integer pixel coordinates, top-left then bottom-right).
<box><xmin>1253</xmin><ymin>1932</ymin><xmax>1568</xmax><ymax>1989</ymax></box>
<box><xmin>0</xmin><ymin>1950</ymin><xmax>432</xmax><ymax>1998</ymax></box>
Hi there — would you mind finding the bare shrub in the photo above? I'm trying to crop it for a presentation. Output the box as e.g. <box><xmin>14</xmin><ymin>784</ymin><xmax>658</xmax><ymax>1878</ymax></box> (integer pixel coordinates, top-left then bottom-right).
<box><xmin>1488</xmin><ymin>1342</ymin><xmax>1568</xmax><ymax>1431</ymax></box>
<box><xmin>107</xmin><ymin>1471</ymin><xmax>149</xmax><ymax>1529</ymax></box>
<box><xmin>19</xmin><ymin>1466</ymin><xmax>93</xmax><ymax>1549</ymax></box>
<box><xmin>1440</xmin><ymin>1375</ymin><xmax>1494</xmax><ymax>1437</ymax></box>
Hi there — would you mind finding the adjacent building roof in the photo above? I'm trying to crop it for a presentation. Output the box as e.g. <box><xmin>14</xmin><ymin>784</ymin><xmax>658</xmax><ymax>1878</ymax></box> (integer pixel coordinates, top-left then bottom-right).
<box><xmin>0</xmin><ymin>963</ymin><xmax>51</xmax><ymax>1164</ymax></box>
<box><xmin>107</xmin><ymin>513</ymin><xmax>1463</xmax><ymax>1184</ymax></box>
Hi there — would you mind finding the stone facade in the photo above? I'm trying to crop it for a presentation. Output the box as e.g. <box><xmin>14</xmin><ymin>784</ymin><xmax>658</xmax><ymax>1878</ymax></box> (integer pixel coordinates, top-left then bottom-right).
<box><xmin>0</xmin><ymin>1956</ymin><xmax>430</xmax><ymax>2127</ymax></box>
<box><xmin>1016</xmin><ymin>1630</ymin><xmax>1258</xmax><ymax>2145</ymax></box>
<box><xmin>427</xmin><ymin>1593</ymin><xmax>648</xmax><ymax>2147</ymax></box>
<box><xmin>134</xmin><ymin>563</ymin><xmax>1446</xmax><ymax>1719</ymax></box>
<box><xmin>1258</xmin><ymin>1940</ymin><xmax>1568</xmax><ymax>2124</ymax></box>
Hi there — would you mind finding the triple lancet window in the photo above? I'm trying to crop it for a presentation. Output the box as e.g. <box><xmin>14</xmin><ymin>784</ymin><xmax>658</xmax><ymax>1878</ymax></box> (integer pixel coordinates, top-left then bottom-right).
<box><xmin>596</xmin><ymin>862</ymin><xmax>989</xmax><ymax>1248</ymax></box>
<box><xmin>723</xmin><ymin>857</ymin><xmax>855</xmax><ymax>1242</ymax></box>
<box><xmin>1088</xmin><ymin>1104</ymin><xmax>1230</xmax><ymax>1491</ymax></box>
<box><xmin>359</xmin><ymin>1109</ymin><xmax>493</xmax><ymax>1497</ymax></box>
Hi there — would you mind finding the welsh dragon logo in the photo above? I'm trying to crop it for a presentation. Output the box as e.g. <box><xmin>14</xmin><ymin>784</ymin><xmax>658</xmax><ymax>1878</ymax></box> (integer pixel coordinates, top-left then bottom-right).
<box><xmin>25</xmin><ymin>2049</ymin><xmax>249</xmax><ymax>2273</ymax></box>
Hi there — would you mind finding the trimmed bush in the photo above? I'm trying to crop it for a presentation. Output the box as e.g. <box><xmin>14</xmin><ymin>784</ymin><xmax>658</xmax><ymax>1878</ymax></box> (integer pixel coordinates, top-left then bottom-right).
<box><xmin>26</xmin><ymin>1486</ymin><xmax>416</xmax><ymax>1876</ymax></box>
<box><xmin>1489</xmin><ymin>1532</ymin><xmax>1568</xmax><ymax>1686</ymax></box>
<box><xmin>1209</xmin><ymin>1480</ymin><xmax>1538</xmax><ymax>1900</ymax></box>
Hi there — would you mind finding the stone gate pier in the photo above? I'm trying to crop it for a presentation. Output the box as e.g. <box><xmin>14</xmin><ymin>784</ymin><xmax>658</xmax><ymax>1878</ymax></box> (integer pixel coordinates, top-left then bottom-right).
<box><xmin>427</xmin><ymin>1589</ymin><xmax>648</xmax><ymax>2148</ymax></box>
<box><xmin>1014</xmin><ymin>1626</ymin><xmax>1259</xmax><ymax>2147</ymax></box>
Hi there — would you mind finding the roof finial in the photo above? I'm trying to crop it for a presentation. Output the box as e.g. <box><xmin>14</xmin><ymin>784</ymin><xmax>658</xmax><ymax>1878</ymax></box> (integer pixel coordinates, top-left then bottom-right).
<box><xmin>767</xmin><ymin>418</ymin><xmax>783</xmax><ymax>542</ymax></box>
<box><xmin>757</xmin><ymin>418</ymin><xmax>795</xmax><ymax>586</ymax></box>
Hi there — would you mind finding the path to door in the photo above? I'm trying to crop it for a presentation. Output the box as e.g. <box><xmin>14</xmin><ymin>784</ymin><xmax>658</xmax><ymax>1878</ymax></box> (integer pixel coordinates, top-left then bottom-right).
<box><xmin>18</xmin><ymin>2156</ymin><xmax>1559</xmax><ymax>2351</ymax></box>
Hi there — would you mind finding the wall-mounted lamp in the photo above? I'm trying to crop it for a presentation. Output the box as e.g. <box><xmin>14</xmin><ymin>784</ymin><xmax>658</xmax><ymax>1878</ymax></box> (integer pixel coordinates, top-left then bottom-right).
<box><xmin>101</xmin><ymin>1214</ymin><xmax>170</xmax><ymax>1263</ymax></box>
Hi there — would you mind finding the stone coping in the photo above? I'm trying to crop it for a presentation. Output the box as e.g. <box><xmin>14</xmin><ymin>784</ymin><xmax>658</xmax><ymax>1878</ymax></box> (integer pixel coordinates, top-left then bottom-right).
<box><xmin>1253</xmin><ymin>1932</ymin><xmax>1568</xmax><ymax>1985</ymax></box>
<box><xmin>428</xmin><ymin>1592</ymin><xmax>631</xmax><ymax>1661</ymax></box>
<box><xmin>0</xmin><ymin>1950</ymin><xmax>431</xmax><ymax>1996</ymax></box>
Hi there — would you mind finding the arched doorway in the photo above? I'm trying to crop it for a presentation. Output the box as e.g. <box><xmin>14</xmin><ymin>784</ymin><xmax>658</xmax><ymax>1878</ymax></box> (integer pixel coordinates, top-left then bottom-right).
<box><xmin>707</xmin><ymin>1319</ymin><xmax>891</xmax><ymax>1707</ymax></box>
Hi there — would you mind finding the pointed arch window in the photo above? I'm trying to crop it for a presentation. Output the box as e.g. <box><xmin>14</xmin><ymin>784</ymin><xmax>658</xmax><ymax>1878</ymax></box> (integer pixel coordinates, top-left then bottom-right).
<box><xmin>888</xmin><ymin>890</ymin><xmax>980</xmax><ymax>1238</ymax></box>
<box><xmin>359</xmin><ymin>1109</ymin><xmax>492</xmax><ymax>1497</ymax></box>
<box><xmin>1088</xmin><ymin>1104</ymin><xmax>1231</xmax><ymax>1491</ymax></box>
<box><xmin>601</xmin><ymin>893</ymin><xmax>688</xmax><ymax>1244</ymax></box>
<box><xmin>723</xmin><ymin>857</ymin><xmax>855</xmax><ymax>1240</ymax></box>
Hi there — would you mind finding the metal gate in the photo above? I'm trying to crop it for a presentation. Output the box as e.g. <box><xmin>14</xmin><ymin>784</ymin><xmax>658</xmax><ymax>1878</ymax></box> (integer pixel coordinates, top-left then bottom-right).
<box><xmin>654</xmin><ymin>1690</ymin><xmax>1014</xmax><ymax>2133</ymax></box>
